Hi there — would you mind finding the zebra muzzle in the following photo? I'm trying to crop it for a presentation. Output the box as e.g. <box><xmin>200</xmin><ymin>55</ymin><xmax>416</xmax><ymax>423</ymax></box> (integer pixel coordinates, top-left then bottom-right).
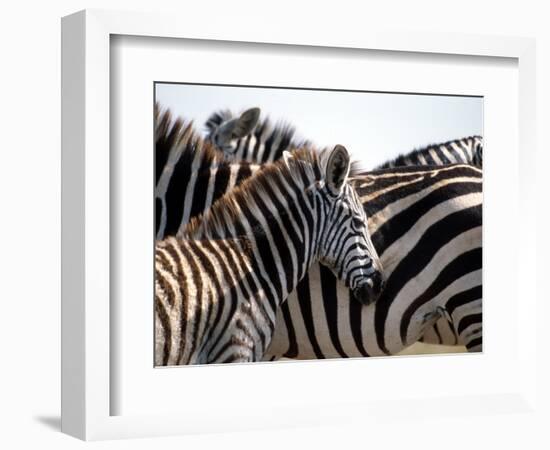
<box><xmin>353</xmin><ymin>272</ymin><xmax>384</xmax><ymax>306</ymax></box>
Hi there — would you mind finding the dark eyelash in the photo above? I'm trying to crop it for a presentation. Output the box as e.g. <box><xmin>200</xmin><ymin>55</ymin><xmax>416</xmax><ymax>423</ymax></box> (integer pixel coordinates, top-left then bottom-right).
<box><xmin>351</xmin><ymin>217</ymin><xmax>363</xmax><ymax>231</ymax></box>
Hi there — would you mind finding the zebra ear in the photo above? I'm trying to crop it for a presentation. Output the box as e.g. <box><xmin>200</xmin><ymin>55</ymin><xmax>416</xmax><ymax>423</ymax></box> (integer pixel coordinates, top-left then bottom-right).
<box><xmin>325</xmin><ymin>145</ymin><xmax>350</xmax><ymax>195</ymax></box>
<box><xmin>216</xmin><ymin>118</ymin><xmax>241</xmax><ymax>147</ymax></box>
<box><xmin>231</xmin><ymin>107</ymin><xmax>260</xmax><ymax>138</ymax></box>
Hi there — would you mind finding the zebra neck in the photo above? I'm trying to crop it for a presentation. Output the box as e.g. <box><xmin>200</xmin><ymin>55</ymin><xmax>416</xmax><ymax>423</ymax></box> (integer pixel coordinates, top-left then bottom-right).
<box><xmin>246</xmin><ymin>227</ymin><xmax>314</xmax><ymax>306</ymax></box>
<box><xmin>186</xmin><ymin>229</ymin><xmax>313</xmax><ymax>311</ymax></box>
<box><xmin>183</xmin><ymin>177</ymin><xmax>321</xmax><ymax>303</ymax></box>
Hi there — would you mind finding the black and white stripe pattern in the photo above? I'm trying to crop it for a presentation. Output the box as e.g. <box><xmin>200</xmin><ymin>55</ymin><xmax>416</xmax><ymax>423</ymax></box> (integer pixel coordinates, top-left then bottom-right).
<box><xmin>156</xmin><ymin>107</ymin><xmax>482</xmax><ymax>360</ymax></box>
<box><xmin>204</xmin><ymin>107</ymin><xmax>307</xmax><ymax>163</ymax></box>
<box><xmin>265</xmin><ymin>164</ymin><xmax>482</xmax><ymax>359</ymax></box>
<box><xmin>375</xmin><ymin>136</ymin><xmax>483</xmax><ymax>169</ymax></box>
<box><xmin>371</xmin><ymin>136</ymin><xmax>483</xmax><ymax>347</ymax></box>
<box><xmin>155</xmin><ymin>144</ymin><xmax>384</xmax><ymax>365</ymax></box>
<box><xmin>155</xmin><ymin>106</ymin><xmax>262</xmax><ymax>239</ymax></box>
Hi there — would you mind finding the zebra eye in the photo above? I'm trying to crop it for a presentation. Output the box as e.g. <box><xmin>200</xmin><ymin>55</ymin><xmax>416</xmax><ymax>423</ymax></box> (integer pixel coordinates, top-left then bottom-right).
<box><xmin>351</xmin><ymin>217</ymin><xmax>364</xmax><ymax>232</ymax></box>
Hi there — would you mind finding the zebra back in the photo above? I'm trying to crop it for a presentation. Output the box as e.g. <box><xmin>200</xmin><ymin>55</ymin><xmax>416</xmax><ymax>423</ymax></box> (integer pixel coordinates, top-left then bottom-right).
<box><xmin>375</xmin><ymin>136</ymin><xmax>483</xmax><ymax>169</ymax></box>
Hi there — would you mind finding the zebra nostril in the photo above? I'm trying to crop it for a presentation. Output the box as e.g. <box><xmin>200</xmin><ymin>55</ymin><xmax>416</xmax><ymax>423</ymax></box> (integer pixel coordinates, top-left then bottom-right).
<box><xmin>351</xmin><ymin>270</ymin><xmax>385</xmax><ymax>306</ymax></box>
<box><xmin>353</xmin><ymin>279</ymin><xmax>383</xmax><ymax>306</ymax></box>
<box><xmin>353</xmin><ymin>284</ymin><xmax>374</xmax><ymax>306</ymax></box>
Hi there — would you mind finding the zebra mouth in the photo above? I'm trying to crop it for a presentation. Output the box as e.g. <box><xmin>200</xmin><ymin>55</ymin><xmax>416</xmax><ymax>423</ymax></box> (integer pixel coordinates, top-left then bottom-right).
<box><xmin>353</xmin><ymin>284</ymin><xmax>376</xmax><ymax>306</ymax></box>
<box><xmin>353</xmin><ymin>273</ymin><xmax>384</xmax><ymax>306</ymax></box>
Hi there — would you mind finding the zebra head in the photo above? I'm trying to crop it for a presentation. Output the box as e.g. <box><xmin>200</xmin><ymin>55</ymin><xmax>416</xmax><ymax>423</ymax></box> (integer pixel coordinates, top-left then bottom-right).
<box><xmin>205</xmin><ymin>107</ymin><xmax>261</xmax><ymax>155</ymax></box>
<box><xmin>306</xmin><ymin>145</ymin><xmax>384</xmax><ymax>306</ymax></box>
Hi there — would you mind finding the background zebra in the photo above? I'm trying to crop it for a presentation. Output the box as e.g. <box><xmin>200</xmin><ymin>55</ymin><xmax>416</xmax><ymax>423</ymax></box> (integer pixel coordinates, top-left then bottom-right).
<box><xmin>265</xmin><ymin>163</ymin><xmax>482</xmax><ymax>359</ymax></box>
<box><xmin>155</xmin><ymin>144</ymin><xmax>384</xmax><ymax>365</ymax></box>
<box><xmin>204</xmin><ymin>107</ymin><xmax>308</xmax><ymax>163</ymax></box>
<box><xmin>375</xmin><ymin>136</ymin><xmax>483</xmax><ymax>169</ymax></box>
<box><xmin>156</xmin><ymin>107</ymin><xmax>482</xmax><ymax>360</ymax></box>
<box><xmin>205</xmin><ymin>107</ymin><xmax>483</xmax><ymax>169</ymax></box>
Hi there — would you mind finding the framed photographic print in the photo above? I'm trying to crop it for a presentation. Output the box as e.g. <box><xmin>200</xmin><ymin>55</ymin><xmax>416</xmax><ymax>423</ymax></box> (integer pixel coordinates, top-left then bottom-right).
<box><xmin>152</xmin><ymin>81</ymin><xmax>483</xmax><ymax>367</ymax></box>
<box><xmin>61</xmin><ymin>9</ymin><xmax>537</xmax><ymax>441</ymax></box>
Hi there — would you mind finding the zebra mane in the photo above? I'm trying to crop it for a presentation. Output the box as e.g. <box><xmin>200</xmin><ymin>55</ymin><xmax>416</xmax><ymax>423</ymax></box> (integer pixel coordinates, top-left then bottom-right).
<box><xmin>183</xmin><ymin>147</ymin><xmax>327</xmax><ymax>240</ymax></box>
<box><xmin>256</xmin><ymin>117</ymin><xmax>298</xmax><ymax>147</ymax></box>
<box><xmin>155</xmin><ymin>104</ymin><xmax>224</xmax><ymax>180</ymax></box>
<box><xmin>375</xmin><ymin>135</ymin><xmax>483</xmax><ymax>170</ymax></box>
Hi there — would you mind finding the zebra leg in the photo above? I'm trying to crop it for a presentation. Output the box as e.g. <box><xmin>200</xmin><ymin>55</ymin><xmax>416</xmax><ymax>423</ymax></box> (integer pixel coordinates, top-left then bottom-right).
<box><xmin>422</xmin><ymin>307</ymin><xmax>446</xmax><ymax>329</ymax></box>
<box><xmin>430</xmin><ymin>312</ymin><xmax>482</xmax><ymax>352</ymax></box>
<box><xmin>454</xmin><ymin>312</ymin><xmax>482</xmax><ymax>352</ymax></box>
<box><xmin>447</xmin><ymin>295</ymin><xmax>482</xmax><ymax>352</ymax></box>
<box><xmin>399</xmin><ymin>306</ymin><xmax>448</xmax><ymax>352</ymax></box>
<box><xmin>420</xmin><ymin>317</ymin><xmax>460</xmax><ymax>346</ymax></box>
<box><xmin>216</xmin><ymin>340</ymin><xmax>263</xmax><ymax>364</ymax></box>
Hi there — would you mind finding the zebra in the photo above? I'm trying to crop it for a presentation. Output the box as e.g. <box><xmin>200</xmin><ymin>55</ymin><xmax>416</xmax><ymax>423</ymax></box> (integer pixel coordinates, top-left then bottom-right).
<box><xmin>155</xmin><ymin>144</ymin><xmax>384</xmax><ymax>365</ymax></box>
<box><xmin>375</xmin><ymin>136</ymin><xmax>483</xmax><ymax>169</ymax></box>
<box><xmin>156</xmin><ymin>107</ymin><xmax>482</xmax><ymax>359</ymax></box>
<box><xmin>204</xmin><ymin>107</ymin><xmax>308</xmax><ymax>163</ymax></box>
<box><xmin>265</xmin><ymin>163</ymin><xmax>482</xmax><ymax>359</ymax></box>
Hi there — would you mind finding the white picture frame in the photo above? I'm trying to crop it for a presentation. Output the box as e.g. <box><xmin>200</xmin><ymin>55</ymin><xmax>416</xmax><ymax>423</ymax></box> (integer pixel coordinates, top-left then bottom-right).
<box><xmin>61</xmin><ymin>9</ymin><xmax>538</xmax><ymax>441</ymax></box>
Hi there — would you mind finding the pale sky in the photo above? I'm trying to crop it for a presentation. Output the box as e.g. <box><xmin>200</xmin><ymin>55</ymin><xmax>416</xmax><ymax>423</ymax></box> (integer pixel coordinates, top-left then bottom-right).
<box><xmin>155</xmin><ymin>83</ymin><xmax>483</xmax><ymax>169</ymax></box>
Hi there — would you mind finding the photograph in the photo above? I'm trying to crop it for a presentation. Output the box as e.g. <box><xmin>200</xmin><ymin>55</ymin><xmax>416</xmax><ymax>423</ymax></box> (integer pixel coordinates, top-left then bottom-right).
<box><xmin>153</xmin><ymin>83</ymin><xmax>483</xmax><ymax>366</ymax></box>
